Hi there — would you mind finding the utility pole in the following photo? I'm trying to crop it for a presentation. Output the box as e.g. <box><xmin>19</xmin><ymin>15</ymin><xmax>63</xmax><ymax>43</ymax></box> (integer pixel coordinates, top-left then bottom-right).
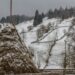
<box><xmin>10</xmin><ymin>0</ymin><xmax>12</xmax><ymax>16</ymax></box>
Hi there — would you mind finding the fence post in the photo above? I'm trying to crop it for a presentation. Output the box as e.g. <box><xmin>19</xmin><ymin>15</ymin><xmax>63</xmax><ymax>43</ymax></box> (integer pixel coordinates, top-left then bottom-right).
<box><xmin>63</xmin><ymin>40</ymin><xmax>67</xmax><ymax>75</ymax></box>
<box><xmin>68</xmin><ymin>44</ymin><xmax>71</xmax><ymax>68</ymax></box>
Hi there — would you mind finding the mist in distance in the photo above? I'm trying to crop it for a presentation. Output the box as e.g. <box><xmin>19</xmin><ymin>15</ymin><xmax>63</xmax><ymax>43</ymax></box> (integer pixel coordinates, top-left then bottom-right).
<box><xmin>0</xmin><ymin>0</ymin><xmax>75</xmax><ymax>17</ymax></box>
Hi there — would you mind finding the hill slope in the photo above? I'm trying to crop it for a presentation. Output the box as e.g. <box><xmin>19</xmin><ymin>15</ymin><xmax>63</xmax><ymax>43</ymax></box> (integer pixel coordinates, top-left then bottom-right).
<box><xmin>16</xmin><ymin>17</ymin><xmax>74</xmax><ymax>69</ymax></box>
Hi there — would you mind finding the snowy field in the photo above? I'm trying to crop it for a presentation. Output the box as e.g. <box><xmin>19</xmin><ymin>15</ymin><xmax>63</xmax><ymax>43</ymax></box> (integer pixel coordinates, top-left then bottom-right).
<box><xmin>16</xmin><ymin>17</ymin><xmax>73</xmax><ymax>69</ymax></box>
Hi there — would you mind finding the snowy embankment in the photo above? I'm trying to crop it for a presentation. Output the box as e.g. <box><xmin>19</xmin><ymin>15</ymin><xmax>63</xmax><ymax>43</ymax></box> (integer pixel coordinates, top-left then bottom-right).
<box><xmin>16</xmin><ymin>17</ymin><xmax>73</xmax><ymax>69</ymax></box>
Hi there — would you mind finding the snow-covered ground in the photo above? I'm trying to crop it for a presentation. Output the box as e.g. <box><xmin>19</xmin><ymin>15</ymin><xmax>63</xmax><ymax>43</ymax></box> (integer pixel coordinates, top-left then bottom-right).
<box><xmin>16</xmin><ymin>17</ymin><xmax>73</xmax><ymax>69</ymax></box>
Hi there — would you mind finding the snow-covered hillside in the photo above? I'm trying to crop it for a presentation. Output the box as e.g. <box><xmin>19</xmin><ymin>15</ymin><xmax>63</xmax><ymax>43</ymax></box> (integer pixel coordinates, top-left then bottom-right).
<box><xmin>16</xmin><ymin>17</ymin><xmax>74</xmax><ymax>69</ymax></box>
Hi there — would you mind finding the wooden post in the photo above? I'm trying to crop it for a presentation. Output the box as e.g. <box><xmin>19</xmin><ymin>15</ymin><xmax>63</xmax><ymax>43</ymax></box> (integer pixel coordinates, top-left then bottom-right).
<box><xmin>10</xmin><ymin>0</ymin><xmax>12</xmax><ymax>16</ymax></box>
<box><xmin>10</xmin><ymin>0</ymin><xmax>13</xmax><ymax>24</ymax></box>
<box><xmin>68</xmin><ymin>44</ymin><xmax>71</xmax><ymax>68</ymax></box>
<box><xmin>63</xmin><ymin>41</ymin><xmax>67</xmax><ymax>75</ymax></box>
<box><xmin>21</xmin><ymin>29</ymin><xmax>26</xmax><ymax>41</ymax></box>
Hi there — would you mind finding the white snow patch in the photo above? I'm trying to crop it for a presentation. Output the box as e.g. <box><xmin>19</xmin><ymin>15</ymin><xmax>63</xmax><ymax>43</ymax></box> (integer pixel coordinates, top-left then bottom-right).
<box><xmin>16</xmin><ymin>17</ymin><xmax>73</xmax><ymax>69</ymax></box>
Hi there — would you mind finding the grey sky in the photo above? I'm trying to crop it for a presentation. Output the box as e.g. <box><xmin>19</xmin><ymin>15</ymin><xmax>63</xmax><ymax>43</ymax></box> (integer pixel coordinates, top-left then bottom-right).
<box><xmin>0</xmin><ymin>0</ymin><xmax>75</xmax><ymax>18</ymax></box>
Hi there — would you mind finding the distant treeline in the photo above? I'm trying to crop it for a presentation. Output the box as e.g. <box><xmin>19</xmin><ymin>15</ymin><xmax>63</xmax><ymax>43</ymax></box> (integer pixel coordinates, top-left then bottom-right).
<box><xmin>47</xmin><ymin>7</ymin><xmax>75</xmax><ymax>19</ymax></box>
<box><xmin>33</xmin><ymin>7</ymin><xmax>75</xmax><ymax>26</ymax></box>
<box><xmin>0</xmin><ymin>7</ymin><xmax>75</xmax><ymax>25</ymax></box>
<box><xmin>0</xmin><ymin>15</ymin><xmax>33</xmax><ymax>25</ymax></box>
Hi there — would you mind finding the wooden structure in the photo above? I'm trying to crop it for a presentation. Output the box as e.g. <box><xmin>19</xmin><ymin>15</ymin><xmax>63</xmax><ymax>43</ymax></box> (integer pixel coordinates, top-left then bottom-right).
<box><xmin>0</xmin><ymin>24</ymin><xmax>38</xmax><ymax>74</ymax></box>
<box><xmin>10</xmin><ymin>0</ymin><xmax>12</xmax><ymax>16</ymax></box>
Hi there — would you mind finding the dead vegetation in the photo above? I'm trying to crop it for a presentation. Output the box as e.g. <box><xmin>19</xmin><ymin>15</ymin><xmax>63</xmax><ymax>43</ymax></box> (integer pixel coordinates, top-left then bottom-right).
<box><xmin>0</xmin><ymin>23</ymin><xmax>38</xmax><ymax>74</ymax></box>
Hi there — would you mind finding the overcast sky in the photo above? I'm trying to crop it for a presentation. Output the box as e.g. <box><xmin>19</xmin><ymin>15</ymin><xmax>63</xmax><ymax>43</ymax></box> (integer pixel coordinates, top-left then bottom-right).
<box><xmin>0</xmin><ymin>0</ymin><xmax>75</xmax><ymax>18</ymax></box>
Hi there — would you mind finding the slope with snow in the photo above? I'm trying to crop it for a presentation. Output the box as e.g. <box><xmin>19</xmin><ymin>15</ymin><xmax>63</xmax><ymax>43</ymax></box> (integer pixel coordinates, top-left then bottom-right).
<box><xmin>16</xmin><ymin>17</ymin><xmax>73</xmax><ymax>69</ymax></box>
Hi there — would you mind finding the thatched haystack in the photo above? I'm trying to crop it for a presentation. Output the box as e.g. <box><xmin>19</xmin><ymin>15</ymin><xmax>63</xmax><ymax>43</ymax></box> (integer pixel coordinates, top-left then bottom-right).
<box><xmin>0</xmin><ymin>23</ymin><xmax>38</xmax><ymax>74</ymax></box>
